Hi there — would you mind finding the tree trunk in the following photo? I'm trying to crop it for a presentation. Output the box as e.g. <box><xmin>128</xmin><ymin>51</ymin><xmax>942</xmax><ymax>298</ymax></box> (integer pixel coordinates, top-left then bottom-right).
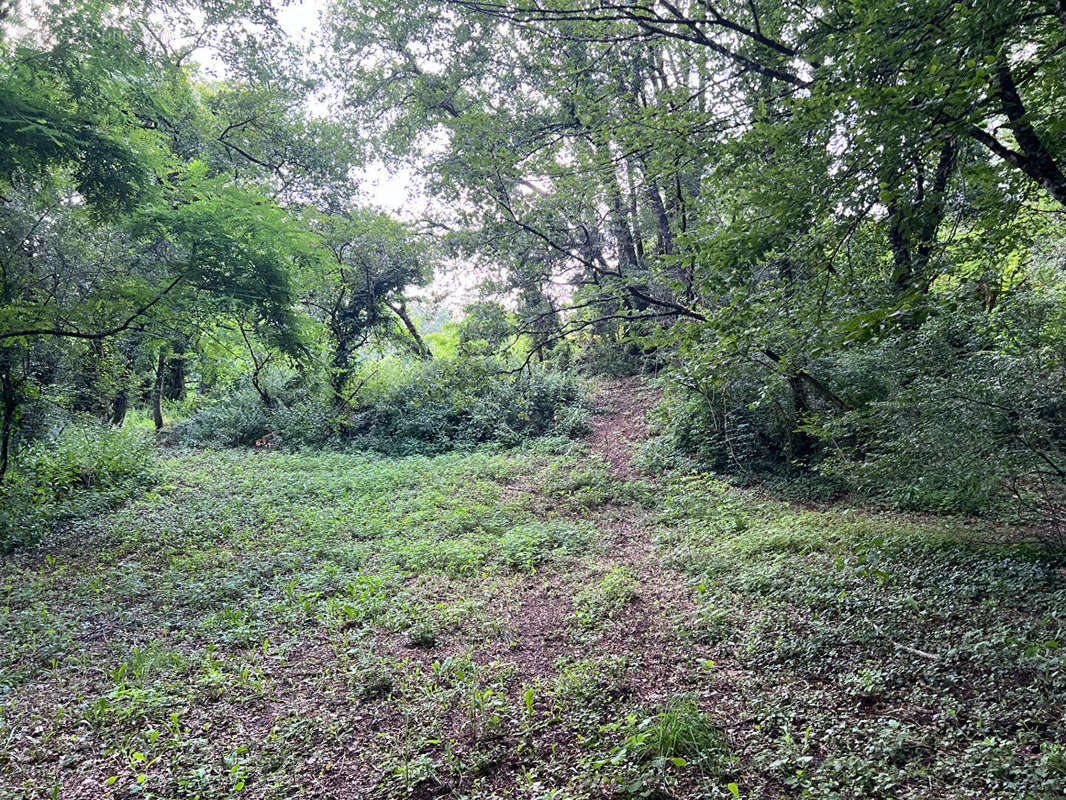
<box><xmin>788</xmin><ymin>373</ymin><xmax>818</xmax><ymax>460</ymax></box>
<box><xmin>110</xmin><ymin>387</ymin><xmax>129</xmax><ymax>426</ymax></box>
<box><xmin>887</xmin><ymin>139</ymin><xmax>957</xmax><ymax>294</ymax></box>
<box><xmin>0</xmin><ymin>370</ymin><xmax>18</xmax><ymax>484</ymax></box>
<box><xmin>329</xmin><ymin>328</ymin><xmax>354</xmax><ymax>408</ymax></box>
<box><xmin>164</xmin><ymin>341</ymin><xmax>187</xmax><ymax>400</ymax></box>
<box><xmin>152</xmin><ymin>347</ymin><xmax>166</xmax><ymax>430</ymax></box>
<box><xmin>390</xmin><ymin>301</ymin><xmax>432</xmax><ymax>359</ymax></box>
<box><xmin>993</xmin><ymin>60</ymin><xmax>1066</xmax><ymax>207</ymax></box>
<box><xmin>971</xmin><ymin>61</ymin><xmax>1066</xmax><ymax>208</ymax></box>
<box><xmin>250</xmin><ymin>365</ymin><xmax>275</xmax><ymax>410</ymax></box>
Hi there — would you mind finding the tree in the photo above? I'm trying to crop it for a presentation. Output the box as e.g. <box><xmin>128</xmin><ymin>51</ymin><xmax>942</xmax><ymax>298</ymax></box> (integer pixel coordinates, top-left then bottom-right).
<box><xmin>304</xmin><ymin>208</ymin><xmax>433</xmax><ymax>406</ymax></box>
<box><xmin>0</xmin><ymin>0</ymin><xmax>345</xmax><ymax>473</ymax></box>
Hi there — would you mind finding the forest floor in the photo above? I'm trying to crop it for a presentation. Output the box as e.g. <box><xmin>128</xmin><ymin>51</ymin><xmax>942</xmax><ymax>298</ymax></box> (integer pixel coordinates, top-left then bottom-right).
<box><xmin>1</xmin><ymin>379</ymin><xmax>1064</xmax><ymax>800</ymax></box>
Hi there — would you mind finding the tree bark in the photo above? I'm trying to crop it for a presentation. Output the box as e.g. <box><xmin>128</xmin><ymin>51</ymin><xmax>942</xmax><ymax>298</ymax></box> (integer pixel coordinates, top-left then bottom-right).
<box><xmin>0</xmin><ymin>367</ymin><xmax>18</xmax><ymax>484</ymax></box>
<box><xmin>152</xmin><ymin>347</ymin><xmax>166</xmax><ymax>430</ymax></box>
<box><xmin>329</xmin><ymin>338</ymin><xmax>353</xmax><ymax>407</ymax></box>
<box><xmin>389</xmin><ymin>301</ymin><xmax>432</xmax><ymax>359</ymax></box>
<box><xmin>888</xmin><ymin>139</ymin><xmax>957</xmax><ymax>293</ymax></box>
<box><xmin>164</xmin><ymin>340</ymin><xmax>187</xmax><ymax>400</ymax></box>
<box><xmin>250</xmin><ymin>365</ymin><xmax>275</xmax><ymax>410</ymax></box>
<box><xmin>110</xmin><ymin>387</ymin><xmax>129</xmax><ymax>426</ymax></box>
<box><xmin>970</xmin><ymin>60</ymin><xmax>1066</xmax><ymax>208</ymax></box>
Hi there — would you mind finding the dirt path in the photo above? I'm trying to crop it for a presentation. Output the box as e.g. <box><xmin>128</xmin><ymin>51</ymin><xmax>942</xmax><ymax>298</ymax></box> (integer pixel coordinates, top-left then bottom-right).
<box><xmin>584</xmin><ymin>378</ymin><xmax>704</xmax><ymax>699</ymax></box>
<box><xmin>585</xmin><ymin>375</ymin><xmax>660</xmax><ymax>481</ymax></box>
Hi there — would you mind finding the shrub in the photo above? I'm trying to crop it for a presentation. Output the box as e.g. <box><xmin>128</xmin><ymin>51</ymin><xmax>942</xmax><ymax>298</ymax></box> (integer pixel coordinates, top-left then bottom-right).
<box><xmin>171</xmin><ymin>387</ymin><xmax>270</xmax><ymax>447</ymax></box>
<box><xmin>656</xmin><ymin>288</ymin><xmax>1066</xmax><ymax>524</ymax></box>
<box><xmin>0</xmin><ymin>424</ymin><xmax>157</xmax><ymax>551</ymax></box>
<box><xmin>498</xmin><ymin>520</ymin><xmax>595</xmax><ymax>572</ymax></box>
<box><xmin>345</xmin><ymin>357</ymin><xmax>587</xmax><ymax>454</ymax></box>
<box><xmin>172</xmin><ymin>357</ymin><xmax>588</xmax><ymax>456</ymax></box>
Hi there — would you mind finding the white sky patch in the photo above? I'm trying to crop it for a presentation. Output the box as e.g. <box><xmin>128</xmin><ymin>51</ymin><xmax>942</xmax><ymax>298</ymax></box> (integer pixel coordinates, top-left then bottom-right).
<box><xmin>186</xmin><ymin>0</ymin><xmax>478</xmax><ymax>309</ymax></box>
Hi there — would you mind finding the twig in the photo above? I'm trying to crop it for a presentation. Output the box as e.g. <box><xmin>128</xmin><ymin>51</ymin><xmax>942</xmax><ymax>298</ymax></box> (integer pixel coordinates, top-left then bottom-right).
<box><xmin>863</xmin><ymin>615</ymin><xmax>940</xmax><ymax>661</ymax></box>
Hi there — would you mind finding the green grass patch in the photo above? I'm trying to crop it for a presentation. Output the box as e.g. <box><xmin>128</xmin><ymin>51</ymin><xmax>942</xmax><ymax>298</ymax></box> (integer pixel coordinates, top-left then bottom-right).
<box><xmin>0</xmin><ymin>446</ymin><xmax>1062</xmax><ymax>799</ymax></box>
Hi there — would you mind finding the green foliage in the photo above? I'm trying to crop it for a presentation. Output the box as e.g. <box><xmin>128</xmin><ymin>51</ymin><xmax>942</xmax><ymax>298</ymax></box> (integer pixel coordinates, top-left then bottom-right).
<box><xmin>171</xmin><ymin>356</ymin><xmax>588</xmax><ymax>454</ymax></box>
<box><xmin>596</xmin><ymin>697</ymin><xmax>734</xmax><ymax>796</ymax></box>
<box><xmin>0</xmin><ymin>424</ymin><xmax>156</xmax><ymax>550</ymax></box>
<box><xmin>344</xmin><ymin>358</ymin><xmax>588</xmax><ymax>455</ymax></box>
<box><xmin>0</xmin><ymin>5</ymin><xmax>162</xmax><ymax>213</ymax></box>
<box><xmin>456</xmin><ymin>301</ymin><xmax>512</xmax><ymax>354</ymax></box>
<box><xmin>574</xmin><ymin>565</ymin><xmax>638</xmax><ymax>628</ymax></box>
<box><xmin>0</xmin><ymin>426</ymin><xmax>1063</xmax><ymax>797</ymax></box>
<box><xmin>172</xmin><ymin>387</ymin><xmax>272</xmax><ymax>448</ymax></box>
<box><xmin>658</xmin><ymin>280</ymin><xmax>1066</xmax><ymax>519</ymax></box>
<box><xmin>322</xmin><ymin>0</ymin><xmax>1066</xmax><ymax>537</ymax></box>
<box><xmin>498</xmin><ymin>520</ymin><xmax>595</xmax><ymax>572</ymax></box>
<box><xmin>657</xmin><ymin>473</ymin><xmax>1066</xmax><ymax>798</ymax></box>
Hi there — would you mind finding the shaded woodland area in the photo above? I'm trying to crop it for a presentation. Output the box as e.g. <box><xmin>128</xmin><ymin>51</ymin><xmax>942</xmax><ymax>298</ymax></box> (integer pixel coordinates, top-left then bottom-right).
<box><xmin>1</xmin><ymin>1</ymin><xmax>1065</xmax><ymax>798</ymax></box>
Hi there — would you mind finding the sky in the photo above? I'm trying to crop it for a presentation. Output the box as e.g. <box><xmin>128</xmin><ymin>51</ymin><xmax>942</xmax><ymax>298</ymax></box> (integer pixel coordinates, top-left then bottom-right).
<box><xmin>192</xmin><ymin>0</ymin><xmax>479</xmax><ymax>309</ymax></box>
<box><xmin>190</xmin><ymin>0</ymin><xmax>421</xmax><ymax>217</ymax></box>
<box><xmin>281</xmin><ymin>0</ymin><xmax>422</xmax><ymax>216</ymax></box>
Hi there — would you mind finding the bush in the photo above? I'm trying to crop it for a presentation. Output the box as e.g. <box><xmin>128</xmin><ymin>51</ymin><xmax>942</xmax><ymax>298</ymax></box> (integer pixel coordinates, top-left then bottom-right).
<box><xmin>656</xmin><ymin>287</ymin><xmax>1066</xmax><ymax>523</ymax></box>
<box><xmin>345</xmin><ymin>357</ymin><xmax>587</xmax><ymax>454</ymax></box>
<box><xmin>172</xmin><ymin>387</ymin><xmax>270</xmax><ymax>447</ymax></box>
<box><xmin>0</xmin><ymin>424</ymin><xmax>157</xmax><ymax>551</ymax></box>
<box><xmin>173</xmin><ymin>368</ymin><xmax>341</xmax><ymax>449</ymax></box>
<box><xmin>808</xmin><ymin>302</ymin><xmax>1066</xmax><ymax>515</ymax></box>
<box><xmin>171</xmin><ymin>356</ymin><xmax>589</xmax><ymax>456</ymax></box>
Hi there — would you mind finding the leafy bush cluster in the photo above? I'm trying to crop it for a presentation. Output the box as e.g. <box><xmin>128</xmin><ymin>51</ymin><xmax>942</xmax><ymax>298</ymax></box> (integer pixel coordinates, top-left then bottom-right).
<box><xmin>658</xmin><ymin>287</ymin><xmax>1066</xmax><ymax>526</ymax></box>
<box><xmin>174</xmin><ymin>357</ymin><xmax>589</xmax><ymax>455</ymax></box>
<box><xmin>346</xmin><ymin>358</ymin><xmax>588</xmax><ymax>454</ymax></box>
<box><xmin>0</xmin><ymin>424</ymin><xmax>156</xmax><ymax>551</ymax></box>
<box><xmin>171</xmin><ymin>378</ymin><xmax>336</xmax><ymax>450</ymax></box>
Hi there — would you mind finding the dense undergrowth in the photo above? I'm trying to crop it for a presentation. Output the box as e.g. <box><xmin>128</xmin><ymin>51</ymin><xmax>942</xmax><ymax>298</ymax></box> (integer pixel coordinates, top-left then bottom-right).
<box><xmin>0</xmin><ymin>424</ymin><xmax>1062</xmax><ymax>799</ymax></box>
<box><xmin>173</xmin><ymin>359</ymin><xmax>589</xmax><ymax>454</ymax></box>
<box><xmin>0</xmin><ymin>425</ymin><xmax>157</xmax><ymax>552</ymax></box>
<box><xmin>655</xmin><ymin>292</ymin><xmax>1066</xmax><ymax>530</ymax></box>
<box><xmin>0</xmin><ymin>359</ymin><xmax>589</xmax><ymax>552</ymax></box>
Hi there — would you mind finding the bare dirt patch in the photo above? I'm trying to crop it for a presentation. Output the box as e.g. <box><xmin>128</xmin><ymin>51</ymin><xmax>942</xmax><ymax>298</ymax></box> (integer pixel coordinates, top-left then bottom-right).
<box><xmin>585</xmin><ymin>376</ymin><xmax>661</xmax><ymax>481</ymax></box>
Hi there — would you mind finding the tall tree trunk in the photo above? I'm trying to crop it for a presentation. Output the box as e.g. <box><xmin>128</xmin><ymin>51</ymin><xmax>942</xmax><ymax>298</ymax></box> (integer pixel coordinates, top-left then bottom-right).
<box><xmin>642</xmin><ymin>172</ymin><xmax>675</xmax><ymax>257</ymax></box>
<box><xmin>152</xmin><ymin>347</ymin><xmax>166</xmax><ymax>431</ymax></box>
<box><xmin>0</xmin><ymin>369</ymin><xmax>18</xmax><ymax>484</ymax></box>
<box><xmin>788</xmin><ymin>373</ymin><xmax>817</xmax><ymax>460</ymax></box>
<box><xmin>888</xmin><ymin>139</ymin><xmax>957</xmax><ymax>294</ymax></box>
<box><xmin>329</xmin><ymin>339</ymin><xmax>352</xmax><ymax>407</ymax></box>
<box><xmin>110</xmin><ymin>387</ymin><xmax>129</xmax><ymax>427</ymax></box>
<box><xmin>993</xmin><ymin>60</ymin><xmax>1066</xmax><ymax>207</ymax></box>
<box><xmin>110</xmin><ymin>343</ymin><xmax>137</xmax><ymax>426</ymax></box>
<box><xmin>164</xmin><ymin>340</ymin><xmax>187</xmax><ymax>400</ymax></box>
<box><xmin>389</xmin><ymin>301</ymin><xmax>432</xmax><ymax>359</ymax></box>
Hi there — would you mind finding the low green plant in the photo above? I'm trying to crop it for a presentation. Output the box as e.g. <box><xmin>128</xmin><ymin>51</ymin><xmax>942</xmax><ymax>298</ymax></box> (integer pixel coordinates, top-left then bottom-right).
<box><xmin>0</xmin><ymin>423</ymin><xmax>156</xmax><ymax>550</ymax></box>
<box><xmin>498</xmin><ymin>521</ymin><xmax>595</xmax><ymax>572</ymax></box>
<box><xmin>596</xmin><ymin>697</ymin><xmax>734</xmax><ymax>796</ymax></box>
<box><xmin>574</xmin><ymin>566</ymin><xmax>639</xmax><ymax>628</ymax></box>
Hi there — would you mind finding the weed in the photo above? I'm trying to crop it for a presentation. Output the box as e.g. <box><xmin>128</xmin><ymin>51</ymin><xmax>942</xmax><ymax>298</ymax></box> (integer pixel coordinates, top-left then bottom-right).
<box><xmin>574</xmin><ymin>566</ymin><xmax>639</xmax><ymax>627</ymax></box>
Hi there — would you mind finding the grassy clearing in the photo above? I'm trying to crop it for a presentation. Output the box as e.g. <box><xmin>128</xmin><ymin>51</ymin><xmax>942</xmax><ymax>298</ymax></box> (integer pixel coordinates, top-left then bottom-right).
<box><xmin>0</xmin><ymin>437</ymin><xmax>1063</xmax><ymax>799</ymax></box>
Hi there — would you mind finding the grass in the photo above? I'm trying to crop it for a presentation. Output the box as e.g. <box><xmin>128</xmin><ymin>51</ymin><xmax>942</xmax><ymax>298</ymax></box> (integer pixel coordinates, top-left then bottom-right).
<box><xmin>0</xmin><ymin>437</ymin><xmax>1063</xmax><ymax>799</ymax></box>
